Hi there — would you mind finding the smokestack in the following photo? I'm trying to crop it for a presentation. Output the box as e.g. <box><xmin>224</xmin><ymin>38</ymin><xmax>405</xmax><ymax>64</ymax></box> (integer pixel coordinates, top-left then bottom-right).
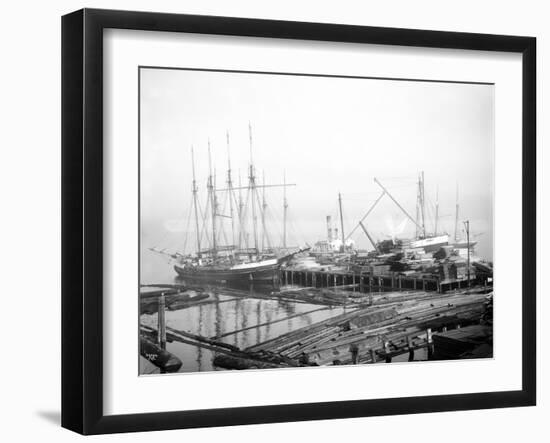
<box><xmin>326</xmin><ymin>215</ymin><xmax>332</xmax><ymax>241</ymax></box>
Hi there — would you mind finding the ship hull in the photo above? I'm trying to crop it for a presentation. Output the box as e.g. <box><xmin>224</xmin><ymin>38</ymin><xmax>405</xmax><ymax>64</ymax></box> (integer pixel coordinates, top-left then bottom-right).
<box><xmin>410</xmin><ymin>235</ymin><xmax>450</xmax><ymax>252</ymax></box>
<box><xmin>174</xmin><ymin>262</ymin><xmax>280</xmax><ymax>283</ymax></box>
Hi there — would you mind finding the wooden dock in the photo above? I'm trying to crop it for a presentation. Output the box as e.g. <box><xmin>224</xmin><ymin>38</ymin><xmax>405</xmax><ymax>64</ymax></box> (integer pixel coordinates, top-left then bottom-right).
<box><xmin>279</xmin><ymin>267</ymin><xmax>491</xmax><ymax>294</ymax></box>
<box><xmin>139</xmin><ymin>282</ymin><xmax>492</xmax><ymax>372</ymax></box>
<box><xmin>244</xmin><ymin>289</ymin><xmax>490</xmax><ymax>366</ymax></box>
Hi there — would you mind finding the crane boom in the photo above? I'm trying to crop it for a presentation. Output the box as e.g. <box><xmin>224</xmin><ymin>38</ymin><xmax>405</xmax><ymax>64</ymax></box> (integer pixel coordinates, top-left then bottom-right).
<box><xmin>374</xmin><ymin>177</ymin><xmax>422</xmax><ymax>230</ymax></box>
<box><xmin>346</xmin><ymin>190</ymin><xmax>385</xmax><ymax>241</ymax></box>
<box><xmin>359</xmin><ymin>221</ymin><xmax>380</xmax><ymax>253</ymax></box>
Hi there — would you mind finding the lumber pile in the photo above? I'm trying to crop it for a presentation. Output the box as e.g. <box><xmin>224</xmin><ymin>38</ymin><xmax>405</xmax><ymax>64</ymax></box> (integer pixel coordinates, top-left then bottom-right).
<box><xmin>248</xmin><ymin>290</ymin><xmax>492</xmax><ymax>366</ymax></box>
<box><xmin>140</xmin><ymin>289</ymin><xmax>211</xmax><ymax>314</ymax></box>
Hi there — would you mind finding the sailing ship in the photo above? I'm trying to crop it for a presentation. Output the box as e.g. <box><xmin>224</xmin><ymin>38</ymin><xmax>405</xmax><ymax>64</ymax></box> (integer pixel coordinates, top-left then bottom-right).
<box><xmin>173</xmin><ymin>124</ymin><xmax>307</xmax><ymax>284</ymax></box>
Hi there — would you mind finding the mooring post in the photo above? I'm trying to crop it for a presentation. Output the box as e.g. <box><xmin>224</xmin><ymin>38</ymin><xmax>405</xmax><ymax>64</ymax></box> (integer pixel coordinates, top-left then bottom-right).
<box><xmin>426</xmin><ymin>328</ymin><xmax>434</xmax><ymax>359</ymax></box>
<box><xmin>334</xmin><ymin>274</ymin><xmax>337</xmax><ymax>288</ymax></box>
<box><xmin>384</xmin><ymin>341</ymin><xmax>392</xmax><ymax>363</ymax></box>
<box><xmin>158</xmin><ymin>293</ymin><xmax>166</xmax><ymax>350</ymax></box>
<box><xmin>249</xmin><ymin>273</ymin><xmax>254</xmax><ymax>293</ymax></box>
<box><xmin>291</xmin><ymin>271</ymin><xmax>294</xmax><ymax>286</ymax></box>
<box><xmin>353</xmin><ymin>273</ymin><xmax>356</xmax><ymax>292</ymax></box>
<box><xmin>398</xmin><ymin>276</ymin><xmax>402</xmax><ymax>291</ymax></box>
<box><xmin>407</xmin><ymin>336</ymin><xmax>414</xmax><ymax>361</ymax></box>
<box><xmin>369</xmin><ymin>349</ymin><xmax>377</xmax><ymax>364</ymax></box>
<box><xmin>422</xmin><ymin>278</ymin><xmax>426</xmax><ymax>291</ymax></box>
<box><xmin>273</xmin><ymin>271</ymin><xmax>279</xmax><ymax>290</ymax></box>
<box><xmin>349</xmin><ymin>343</ymin><xmax>359</xmax><ymax>364</ymax></box>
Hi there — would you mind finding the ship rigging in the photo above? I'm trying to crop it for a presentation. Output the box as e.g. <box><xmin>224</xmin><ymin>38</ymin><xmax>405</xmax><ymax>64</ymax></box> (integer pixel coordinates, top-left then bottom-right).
<box><xmin>172</xmin><ymin>124</ymin><xmax>308</xmax><ymax>283</ymax></box>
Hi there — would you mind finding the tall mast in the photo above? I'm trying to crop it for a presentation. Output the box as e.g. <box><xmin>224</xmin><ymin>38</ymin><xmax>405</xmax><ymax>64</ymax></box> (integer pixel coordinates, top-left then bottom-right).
<box><xmin>420</xmin><ymin>171</ymin><xmax>426</xmax><ymax>238</ymax></box>
<box><xmin>434</xmin><ymin>185</ymin><xmax>439</xmax><ymax>236</ymax></box>
<box><xmin>283</xmin><ymin>171</ymin><xmax>288</xmax><ymax>248</ymax></box>
<box><xmin>415</xmin><ymin>181</ymin><xmax>421</xmax><ymax>238</ymax></box>
<box><xmin>454</xmin><ymin>183</ymin><xmax>460</xmax><ymax>241</ymax></box>
<box><xmin>238</xmin><ymin>171</ymin><xmax>244</xmax><ymax>250</ymax></box>
<box><xmin>248</xmin><ymin>122</ymin><xmax>259</xmax><ymax>255</ymax></box>
<box><xmin>207</xmin><ymin>140</ymin><xmax>217</xmax><ymax>257</ymax></box>
<box><xmin>226</xmin><ymin>131</ymin><xmax>236</xmax><ymax>251</ymax></box>
<box><xmin>191</xmin><ymin>146</ymin><xmax>201</xmax><ymax>257</ymax></box>
<box><xmin>261</xmin><ymin>171</ymin><xmax>267</xmax><ymax>251</ymax></box>
<box><xmin>338</xmin><ymin>192</ymin><xmax>345</xmax><ymax>251</ymax></box>
<box><xmin>464</xmin><ymin>220</ymin><xmax>471</xmax><ymax>288</ymax></box>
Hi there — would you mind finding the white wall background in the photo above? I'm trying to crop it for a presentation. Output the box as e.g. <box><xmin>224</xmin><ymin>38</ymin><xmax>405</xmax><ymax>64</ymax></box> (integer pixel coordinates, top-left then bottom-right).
<box><xmin>0</xmin><ymin>1</ymin><xmax>545</xmax><ymax>441</ymax></box>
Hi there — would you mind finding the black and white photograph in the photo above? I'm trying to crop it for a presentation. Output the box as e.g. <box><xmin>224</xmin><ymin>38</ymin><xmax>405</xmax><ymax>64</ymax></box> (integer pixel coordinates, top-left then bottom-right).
<box><xmin>0</xmin><ymin>0</ymin><xmax>544</xmax><ymax>440</ymax></box>
<box><xmin>139</xmin><ymin>67</ymin><xmax>494</xmax><ymax>375</ymax></box>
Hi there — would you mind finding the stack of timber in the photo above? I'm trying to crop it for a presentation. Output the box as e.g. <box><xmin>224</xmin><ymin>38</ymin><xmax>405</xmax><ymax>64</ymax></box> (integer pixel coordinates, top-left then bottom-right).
<box><xmin>140</xmin><ymin>285</ymin><xmax>211</xmax><ymax>314</ymax></box>
<box><xmin>246</xmin><ymin>290</ymin><xmax>492</xmax><ymax>366</ymax></box>
<box><xmin>431</xmin><ymin>324</ymin><xmax>493</xmax><ymax>359</ymax></box>
<box><xmin>275</xmin><ymin>286</ymin><xmax>368</xmax><ymax>306</ymax></box>
<box><xmin>208</xmin><ymin>284</ymin><xmax>367</xmax><ymax>306</ymax></box>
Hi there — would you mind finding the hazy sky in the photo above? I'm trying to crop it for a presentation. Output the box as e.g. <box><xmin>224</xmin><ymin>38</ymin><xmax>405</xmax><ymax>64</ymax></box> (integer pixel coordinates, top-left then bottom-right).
<box><xmin>140</xmin><ymin>67</ymin><xmax>494</xmax><ymax>259</ymax></box>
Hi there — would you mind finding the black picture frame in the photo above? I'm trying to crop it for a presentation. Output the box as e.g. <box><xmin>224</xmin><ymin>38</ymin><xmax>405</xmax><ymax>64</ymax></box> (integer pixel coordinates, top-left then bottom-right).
<box><xmin>61</xmin><ymin>8</ymin><xmax>536</xmax><ymax>435</ymax></box>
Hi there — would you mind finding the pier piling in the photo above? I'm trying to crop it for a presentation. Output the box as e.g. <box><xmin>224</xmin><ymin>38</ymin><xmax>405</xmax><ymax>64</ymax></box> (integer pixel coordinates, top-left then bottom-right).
<box><xmin>369</xmin><ymin>349</ymin><xmax>377</xmax><ymax>364</ymax></box>
<box><xmin>426</xmin><ymin>328</ymin><xmax>434</xmax><ymax>359</ymax></box>
<box><xmin>157</xmin><ymin>293</ymin><xmax>167</xmax><ymax>350</ymax></box>
<box><xmin>384</xmin><ymin>341</ymin><xmax>392</xmax><ymax>363</ymax></box>
<box><xmin>407</xmin><ymin>336</ymin><xmax>415</xmax><ymax>361</ymax></box>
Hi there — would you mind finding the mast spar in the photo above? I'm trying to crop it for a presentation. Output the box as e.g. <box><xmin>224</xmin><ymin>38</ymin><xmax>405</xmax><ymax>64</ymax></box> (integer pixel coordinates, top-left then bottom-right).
<box><xmin>238</xmin><ymin>171</ymin><xmax>244</xmax><ymax>250</ymax></box>
<box><xmin>338</xmin><ymin>192</ymin><xmax>345</xmax><ymax>251</ymax></box>
<box><xmin>248</xmin><ymin>122</ymin><xmax>259</xmax><ymax>256</ymax></box>
<box><xmin>226</xmin><ymin>131</ymin><xmax>236</xmax><ymax>251</ymax></box>
<box><xmin>420</xmin><ymin>171</ymin><xmax>426</xmax><ymax>238</ymax></box>
<box><xmin>191</xmin><ymin>146</ymin><xmax>201</xmax><ymax>257</ymax></box>
<box><xmin>283</xmin><ymin>171</ymin><xmax>288</xmax><ymax>248</ymax></box>
<box><xmin>454</xmin><ymin>183</ymin><xmax>460</xmax><ymax>242</ymax></box>
<box><xmin>207</xmin><ymin>139</ymin><xmax>217</xmax><ymax>257</ymax></box>
<box><xmin>261</xmin><ymin>171</ymin><xmax>267</xmax><ymax>251</ymax></box>
<box><xmin>415</xmin><ymin>183</ymin><xmax>420</xmax><ymax>238</ymax></box>
<box><xmin>434</xmin><ymin>185</ymin><xmax>439</xmax><ymax>236</ymax></box>
<box><xmin>464</xmin><ymin>220</ymin><xmax>471</xmax><ymax>288</ymax></box>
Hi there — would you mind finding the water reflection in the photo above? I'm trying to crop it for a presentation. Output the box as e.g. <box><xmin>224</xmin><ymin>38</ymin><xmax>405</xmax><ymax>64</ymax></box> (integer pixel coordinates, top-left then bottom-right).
<box><xmin>140</xmin><ymin>253</ymin><xmax>346</xmax><ymax>373</ymax></box>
